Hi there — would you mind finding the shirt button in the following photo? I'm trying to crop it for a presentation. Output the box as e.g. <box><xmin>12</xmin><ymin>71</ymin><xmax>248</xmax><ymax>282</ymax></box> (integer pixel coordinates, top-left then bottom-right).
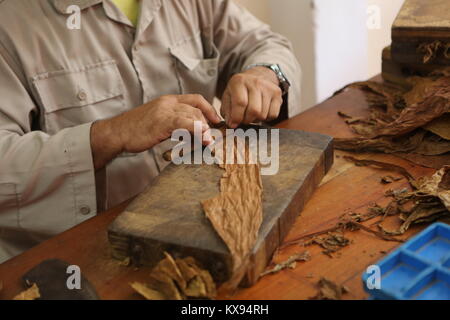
<box><xmin>79</xmin><ymin>205</ymin><xmax>91</xmax><ymax>216</ymax></box>
<box><xmin>77</xmin><ymin>89</ymin><xmax>87</xmax><ymax>101</ymax></box>
<box><xmin>207</xmin><ymin>69</ymin><xmax>216</xmax><ymax>77</ymax></box>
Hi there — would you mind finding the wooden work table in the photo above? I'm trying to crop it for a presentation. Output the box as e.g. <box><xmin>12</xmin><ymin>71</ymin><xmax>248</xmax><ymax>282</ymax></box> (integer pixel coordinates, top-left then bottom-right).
<box><xmin>0</xmin><ymin>80</ymin><xmax>438</xmax><ymax>300</ymax></box>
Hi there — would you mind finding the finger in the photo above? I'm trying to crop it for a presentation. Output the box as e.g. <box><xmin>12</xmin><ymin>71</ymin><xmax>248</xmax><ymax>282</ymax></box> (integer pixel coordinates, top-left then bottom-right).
<box><xmin>173</xmin><ymin>117</ymin><xmax>213</xmax><ymax>145</ymax></box>
<box><xmin>259</xmin><ymin>92</ymin><xmax>271</xmax><ymax>122</ymax></box>
<box><xmin>173</xmin><ymin>104</ymin><xmax>208</xmax><ymax>126</ymax></box>
<box><xmin>267</xmin><ymin>96</ymin><xmax>283</xmax><ymax>121</ymax></box>
<box><xmin>243</xmin><ymin>87</ymin><xmax>262</xmax><ymax>124</ymax></box>
<box><xmin>228</xmin><ymin>83</ymin><xmax>248</xmax><ymax>128</ymax></box>
<box><xmin>177</xmin><ymin>94</ymin><xmax>221</xmax><ymax>124</ymax></box>
<box><xmin>172</xmin><ymin>104</ymin><xmax>213</xmax><ymax>144</ymax></box>
<box><xmin>220</xmin><ymin>91</ymin><xmax>232</xmax><ymax>123</ymax></box>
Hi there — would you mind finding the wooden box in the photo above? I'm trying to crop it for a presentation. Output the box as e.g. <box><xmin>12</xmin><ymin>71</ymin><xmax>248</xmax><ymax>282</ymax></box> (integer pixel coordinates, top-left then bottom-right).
<box><xmin>382</xmin><ymin>46</ymin><xmax>442</xmax><ymax>89</ymax></box>
<box><xmin>391</xmin><ymin>0</ymin><xmax>450</xmax><ymax>66</ymax></box>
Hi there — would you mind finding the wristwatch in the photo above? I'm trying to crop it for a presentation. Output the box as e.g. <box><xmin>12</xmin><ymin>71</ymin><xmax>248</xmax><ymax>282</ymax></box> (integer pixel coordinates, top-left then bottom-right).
<box><xmin>243</xmin><ymin>63</ymin><xmax>291</xmax><ymax>96</ymax></box>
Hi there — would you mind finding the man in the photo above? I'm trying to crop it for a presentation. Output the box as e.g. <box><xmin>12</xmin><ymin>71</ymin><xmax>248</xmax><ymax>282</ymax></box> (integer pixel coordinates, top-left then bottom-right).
<box><xmin>0</xmin><ymin>0</ymin><xmax>301</xmax><ymax>263</ymax></box>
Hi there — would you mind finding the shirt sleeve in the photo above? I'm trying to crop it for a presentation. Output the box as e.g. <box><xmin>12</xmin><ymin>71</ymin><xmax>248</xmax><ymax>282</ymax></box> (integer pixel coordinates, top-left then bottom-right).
<box><xmin>0</xmin><ymin>44</ymin><xmax>97</xmax><ymax>259</ymax></box>
<box><xmin>211</xmin><ymin>0</ymin><xmax>302</xmax><ymax>117</ymax></box>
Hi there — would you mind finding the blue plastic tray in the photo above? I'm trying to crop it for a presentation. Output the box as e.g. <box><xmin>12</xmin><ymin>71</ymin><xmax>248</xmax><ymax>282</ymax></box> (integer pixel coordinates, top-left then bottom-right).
<box><xmin>362</xmin><ymin>222</ymin><xmax>450</xmax><ymax>300</ymax></box>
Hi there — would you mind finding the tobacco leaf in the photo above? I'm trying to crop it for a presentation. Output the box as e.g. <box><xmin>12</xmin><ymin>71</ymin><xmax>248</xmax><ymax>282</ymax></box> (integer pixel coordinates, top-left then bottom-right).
<box><xmin>381</xmin><ymin>175</ymin><xmax>403</xmax><ymax>184</ymax></box>
<box><xmin>413</xmin><ymin>133</ymin><xmax>450</xmax><ymax>156</ymax></box>
<box><xmin>423</xmin><ymin>113</ymin><xmax>450</xmax><ymax>140</ymax></box>
<box><xmin>395</xmin><ymin>152</ymin><xmax>450</xmax><ymax>170</ymax></box>
<box><xmin>378</xmin><ymin>166</ymin><xmax>450</xmax><ymax>236</ymax></box>
<box><xmin>343</xmin><ymin>156</ymin><xmax>416</xmax><ymax>185</ymax></box>
<box><xmin>13</xmin><ymin>283</ymin><xmax>40</xmax><ymax>300</ymax></box>
<box><xmin>130</xmin><ymin>282</ymin><xmax>166</xmax><ymax>300</ymax></box>
<box><xmin>261</xmin><ymin>251</ymin><xmax>311</xmax><ymax>277</ymax></box>
<box><xmin>380</xmin><ymin>202</ymin><xmax>448</xmax><ymax>236</ymax></box>
<box><xmin>310</xmin><ymin>278</ymin><xmax>349</xmax><ymax>300</ymax></box>
<box><xmin>335</xmin><ymin>131</ymin><xmax>423</xmax><ymax>154</ymax></box>
<box><xmin>202</xmin><ymin>135</ymin><xmax>263</xmax><ymax>271</ymax></box>
<box><xmin>417</xmin><ymin>41</ymin><xmax>450</xmax><ymax>64</ymax></box>
<box><xmin>131</xmin><ymin>253</ymin><xmax>216</xmax><ymax>300</ymax></box>
<box><xmin>417</xmin><ymin>166</ymin><xmax>450</xmax><ymax>210</ymax></box>
<box><xmin>305</xmin><ymin>232</ymin><xmax>350</xmax><ymax>257</ymax></box>
<box><xmin>336</xmin><ymin>131</ymin><xmax>450</xmax><ymax>156</ymax></box>
<box><xmin>334</xmin><ymin>75</ymin><xmax>450</xmax><ymax>166</ymax></box>
<box><xmin>176</xmin><ymin>257</ymin><xmax>216</xmax><ymax>299</ymax></box>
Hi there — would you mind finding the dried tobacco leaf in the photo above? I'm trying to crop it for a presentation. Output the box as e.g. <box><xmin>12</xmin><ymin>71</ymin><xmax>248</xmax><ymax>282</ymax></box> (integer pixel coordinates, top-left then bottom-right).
<box><xmin>130</xmin><ymin>253</ymin><xmax>216</xmax><ymax>300</ymax></box>
<box><xmin>380</xmin><ymin>202</ymin><xmax>448</xmax><ymax>236</ymax></box>
<box><xmin>423</xmin><ymin>113</ymin><xmax>450</xmax><ymax>140</ymax></box>
<box><xmin>261</xmin><ymin>251</ymin><xmax>311</xmax><ymax>277</ymax></box>
<box><xmin>336</xmin><ymin>130</ymin><xmax>450</xmax><ymax>156</ymax></box>
<box><xmin>394</xmin><ymin>152</ymin><xmax>450</xmax><ymax>170</ymax></box>
<box><xmin>334</xmin><ymin>75</ymin><xmax>450</xmax><ymax>165</ymax></box>
<box><xmin>381</xmin><ymin>175</ymin><xmax>403</xmax><ymax>184</ymax></box>
<box><xmin>13</xmin><ymin>283</ymin><xmax>40</xmax><ymax>300</ymax></box>
<box><xmin>417</xmin><ymin>166</ymin><xmax>450</xmax><ymax>210</ymax></box>
<box><xmin>305</xmin><ymin>232</ymin><xmax>350</xmax><ymax>257</ymax></box>
<box><xmin>310</xmin><ymin>278</ymin><xmax>349</xmax><ymax>300</ymax></box>
<box><xmin>385</xmin><ymin>82</ymin><xmax>450</xmax><ymax>134</ymax></box>
<box><xmin>343</xmin><ymin>156</ymin><xmax>416</xmax><ymax>185</ymax></box>
<box><xmin>176</xmin><ymin>257</ymin><xmax>216</xmax><ymax>299</ymax></box>
<box><xmin>202</xmin><ymin>136</ymin><xmax>263</xmax><ymax>271</ymax></box>
<box><xmin>130</xmin><ymin>282</ymin><xmax>166</xmax><ymax>300</ymax></box>
<box><xmin>377</xmin><ymin>166</ymin><xmax>450</xmax><ymax>236</ymax></box>
<box><xmin>417</xmin><ymin>41</ymin><xmax>450</xmax><ymax>64</ymax></box>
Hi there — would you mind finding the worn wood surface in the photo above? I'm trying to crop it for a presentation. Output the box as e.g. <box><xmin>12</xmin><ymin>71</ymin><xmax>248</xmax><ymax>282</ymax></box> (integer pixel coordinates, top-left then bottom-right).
<box><xmin>391</xmin><ymin>0</ymin><xmax>450</xmax><ymax>65</ymax></box>
<box><xmin>108</xmin><ymin>129</ymin><xmax>333</xmax><ymax>285</ymax></box>
<box><xmin>0</xmin><ymin>78</ymin><xmax>438</xmax><ymax>300</ymax></box>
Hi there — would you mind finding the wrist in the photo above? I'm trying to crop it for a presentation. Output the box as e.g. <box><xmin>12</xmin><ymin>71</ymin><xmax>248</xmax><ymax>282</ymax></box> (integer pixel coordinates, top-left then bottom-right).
<box><xmin>91</xmin><ymin>117</ymin><xmax>124</xmax><ymax>170</ymax></box>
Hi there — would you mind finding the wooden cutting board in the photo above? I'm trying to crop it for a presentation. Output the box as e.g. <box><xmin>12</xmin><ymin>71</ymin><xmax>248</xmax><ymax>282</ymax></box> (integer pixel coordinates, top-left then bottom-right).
<box><xmin>107</xmin><ymin>128</ymin><xmax>333</xmax><ymax>286</ymax></box>
<box><xmin>391</xmin><ymin>0</ymin><xmax>450</xmax><ymax>65</ymax></box>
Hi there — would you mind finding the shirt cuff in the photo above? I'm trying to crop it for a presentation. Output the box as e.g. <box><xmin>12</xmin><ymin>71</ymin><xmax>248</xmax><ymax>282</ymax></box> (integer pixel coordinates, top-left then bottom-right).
<box><xmin>63</xmin><ymin>122</ymin><xmax>97</xmax><ymax>224</ymax></box>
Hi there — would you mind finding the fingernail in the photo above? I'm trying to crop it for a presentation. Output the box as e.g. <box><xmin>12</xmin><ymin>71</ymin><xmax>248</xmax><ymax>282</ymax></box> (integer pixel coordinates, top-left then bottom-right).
<box><xmin>202</xmin><ymin>123</ymin><xmax>210</xmax><ymax>131</ymax></box>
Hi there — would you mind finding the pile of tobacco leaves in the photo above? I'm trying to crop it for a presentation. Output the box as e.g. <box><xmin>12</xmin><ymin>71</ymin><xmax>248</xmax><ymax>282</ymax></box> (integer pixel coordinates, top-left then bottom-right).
<box><xmin>345</xmin><ymin>157</ymin><xmax>450</xmax><ymax>236</ymax></box>
<box><xmin>334</xmin><ymin>68</ymin><xmax>450</xmax><ymax>169</ymax></box>
<box><xmin>131</xmin><ymin>252</ymin><xmax>216</xmax><ymax>300</ymax></box>
<box><xmin>281</xmin><ymin>157</ymin><xmax>450</xmax><ymax>250</ymax></box>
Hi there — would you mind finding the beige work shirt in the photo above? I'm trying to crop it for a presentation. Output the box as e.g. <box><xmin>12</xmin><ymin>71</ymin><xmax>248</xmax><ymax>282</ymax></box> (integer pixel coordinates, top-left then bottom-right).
<box><xmin>0</xmin><ymin>0</ymin><xmax>301</xmax><ymax>263</ymax></box>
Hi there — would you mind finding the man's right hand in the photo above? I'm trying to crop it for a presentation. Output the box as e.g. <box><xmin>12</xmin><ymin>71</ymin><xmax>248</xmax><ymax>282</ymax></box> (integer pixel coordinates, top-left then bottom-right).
<box><xmin>91</xmin><ymin>94</ymin><xmax>221</xmax><ymax>170</ymax></box>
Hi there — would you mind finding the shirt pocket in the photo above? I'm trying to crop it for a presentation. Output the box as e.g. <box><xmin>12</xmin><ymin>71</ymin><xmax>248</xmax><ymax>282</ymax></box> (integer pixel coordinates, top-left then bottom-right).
<box><xmin>169</xmin><ymin>33</ymin><xmax>220</xmax><ymax>102</ymax></box>
<box><xmin>31</xmin><ymin>60</ymin><xmax>126</xmax><ymax>135</ymax></box>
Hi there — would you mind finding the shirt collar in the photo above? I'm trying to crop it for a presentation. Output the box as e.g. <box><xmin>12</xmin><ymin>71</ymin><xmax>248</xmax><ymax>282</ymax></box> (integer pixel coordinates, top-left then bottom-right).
<box><xmin>52</xmin><ymin>0</ymin><xmax>162</xmax><ymax>15</ymax></box>
<box><xmin>52</xmin><ymin>0</ymin><xmax>162</xmax><ymax>42</ymax></box>
<box><xmin>52</xmin><ymin>0</ymin><xmax>103</xmax><ymax>14</ymax></box>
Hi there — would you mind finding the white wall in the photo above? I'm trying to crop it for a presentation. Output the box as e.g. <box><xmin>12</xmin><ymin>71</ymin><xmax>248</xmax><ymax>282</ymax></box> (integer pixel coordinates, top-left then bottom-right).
<box><xmin>267</xmin><ymin>0</ymin><xmax>317</xmax><ymax>110</ymax></box>
<box><xmin>313</xmin><ymin>0</ymin><xmax>368</xmax><ymax>103</ymax></box>
<box><xmin>367</xmin><ymin>0</ymin><xmax>405</xmax><ymax>77</ymax></box>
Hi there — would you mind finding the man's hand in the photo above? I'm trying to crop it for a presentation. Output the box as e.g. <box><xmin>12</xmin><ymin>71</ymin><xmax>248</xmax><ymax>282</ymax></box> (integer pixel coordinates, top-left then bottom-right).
<box><xmin>91</xmin><ymin>94</ymin><xmax>221</xmax><ymax>170</ymax></box>
<box><xmin>221</xmin><ymin>66</ymin><xmax>283</xmax><ymax>129</ymax></box>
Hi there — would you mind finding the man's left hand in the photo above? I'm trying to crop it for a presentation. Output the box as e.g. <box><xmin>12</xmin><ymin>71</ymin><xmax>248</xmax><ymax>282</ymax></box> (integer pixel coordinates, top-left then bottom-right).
<box><xmin>221</xmin><ymin>66</ymin><xmax>283</xmax><ymax>129</ymax></box>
